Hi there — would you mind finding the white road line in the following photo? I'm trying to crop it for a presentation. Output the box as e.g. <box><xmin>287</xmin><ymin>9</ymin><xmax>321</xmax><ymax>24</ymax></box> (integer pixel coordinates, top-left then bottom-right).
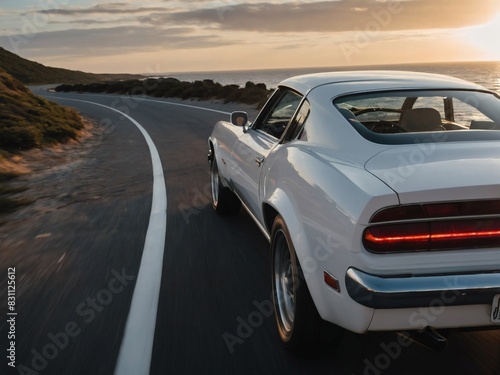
<box><xmin>50</xmin><ymin>97</ymin><xmax>167</xmax><ymax>375</ymax></box>
<box><xmin>46</xmin><ymin>94</ymin><xmax>234</xmax><ymax>374</ymax></box>
<box><xmin>47</xmin><ymin>92</ymin><xmax>232</xmax><ymax>115</ymax></box>
<box><xmin>130</xmin><ymin>96</ymin><xmax>231</xmax><ymax>115</ymax></box>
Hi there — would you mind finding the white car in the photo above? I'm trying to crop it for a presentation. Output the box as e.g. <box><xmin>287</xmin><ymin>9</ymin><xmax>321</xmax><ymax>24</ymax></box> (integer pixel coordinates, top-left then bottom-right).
<box><xmin>208</xmin><ymin>71</ymin><xmax>500</xmax><ymax>351</ymax></box>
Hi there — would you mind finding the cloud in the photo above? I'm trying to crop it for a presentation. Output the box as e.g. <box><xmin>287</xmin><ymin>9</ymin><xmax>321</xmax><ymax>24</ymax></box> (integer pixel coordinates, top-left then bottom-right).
<box><xmin>6</xmin><ymin>0</ymin><xmax>494</xmax><ymax>59</ymax></box>
<box><xmin>39</xmin><ymin>3</ymin><xmax>171</xmax><ymax>16</ymax></box>
<box><xmin>0</xmin><ymin>26</ymin><xmax>233</xmax><ymax>58</ymax></box>
<box><xmin>25</xmin><ymin>0</ymin><xmax>500</xmax><ymax>34</ymax></box>
<box><xmin>166</xmin><ymin>0</ymin><xmax>500</xmax><ymax>32</ymax></box>
<box><xmin>2</xmin><ymin>0</ymin><xmax>497</xmax><ymax>73</ymax></box>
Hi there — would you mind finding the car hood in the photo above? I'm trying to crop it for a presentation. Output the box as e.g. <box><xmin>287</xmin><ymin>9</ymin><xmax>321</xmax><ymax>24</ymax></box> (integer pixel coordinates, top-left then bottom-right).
<box><xmin>364</xmin><ymin>142</ymin><xmax>500</xmax><ymax>204</ymax></box>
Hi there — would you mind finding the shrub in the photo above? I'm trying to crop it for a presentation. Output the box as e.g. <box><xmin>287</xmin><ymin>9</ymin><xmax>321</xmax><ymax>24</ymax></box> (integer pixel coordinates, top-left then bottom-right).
<box><xmin>0</xmin><ymin>126</ymin><xmax>42</xmax><ymax>150</ymax></box>
<box><xmin>0</xmin><ymin>70</ymin><xmax>85</xmax><ymax>150</ymax></box>
<box><xmin>55</xmin><ymin>78</ymin><xmax>273</xmax><ymax>107</ymax></box>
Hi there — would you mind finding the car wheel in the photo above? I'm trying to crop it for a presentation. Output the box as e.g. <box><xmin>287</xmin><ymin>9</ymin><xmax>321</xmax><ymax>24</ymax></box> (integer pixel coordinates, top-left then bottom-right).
<box><xmin>210</xmin><ymin>158</ymin><xmax>241</xmax><ymax>215</ymax></box>
<box><xmin>271</xmin><ymin>215</ymin><xmax>342</xmax><ymax>352</ymax></box>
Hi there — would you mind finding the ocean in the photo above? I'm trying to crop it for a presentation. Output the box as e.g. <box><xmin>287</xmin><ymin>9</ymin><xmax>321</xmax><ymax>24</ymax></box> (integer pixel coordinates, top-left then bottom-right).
<box><xmin>163</xmin><ymin>61</ymin><xmax>500</xmax><ymax>93</ymax></box>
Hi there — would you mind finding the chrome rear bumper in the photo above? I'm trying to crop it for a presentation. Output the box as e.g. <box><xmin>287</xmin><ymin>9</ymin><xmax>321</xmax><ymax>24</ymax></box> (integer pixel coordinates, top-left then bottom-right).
<box><xmin>346</xmin><ymin>268</ymin><xmax>500</xmax><ymax>309</ymax></box>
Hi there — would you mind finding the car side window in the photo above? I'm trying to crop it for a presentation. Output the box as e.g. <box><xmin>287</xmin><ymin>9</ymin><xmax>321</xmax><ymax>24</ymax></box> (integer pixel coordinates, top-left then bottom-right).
<box><xmin>452</xmin><ymin>97</ymin><xmax>492</xmax><ymax>124</ymax></box>
<box><xmin>282</xmin><ymin>100</ymin><xmax>310</xmax><ymax>143</ymax></box>
<box><xmin>255</xmin><ymin>90</ymin><xmax>303</xmax><ymax>139</ymax></box>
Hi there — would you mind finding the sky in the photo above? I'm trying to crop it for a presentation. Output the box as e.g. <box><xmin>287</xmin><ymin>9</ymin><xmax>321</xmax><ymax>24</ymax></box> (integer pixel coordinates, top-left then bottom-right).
<box><xmin>0</xmin><ymin>0</ymin><xmax>500</xmax><ymax>74</ymax></box>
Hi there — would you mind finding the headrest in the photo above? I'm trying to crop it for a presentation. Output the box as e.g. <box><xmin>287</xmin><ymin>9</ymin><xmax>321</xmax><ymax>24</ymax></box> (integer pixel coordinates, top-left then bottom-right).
<box><xmin>400</xmin><ymin>108</ymin><xmax>444</xmax><ymax>132</ymax></box>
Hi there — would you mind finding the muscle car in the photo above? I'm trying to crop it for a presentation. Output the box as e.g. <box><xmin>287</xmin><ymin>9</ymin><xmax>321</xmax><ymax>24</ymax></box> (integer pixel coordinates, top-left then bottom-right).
<box><xmin>208</xmin><ymin>71</ymin><xmax>500</xmax><ymax>351</ymax></box>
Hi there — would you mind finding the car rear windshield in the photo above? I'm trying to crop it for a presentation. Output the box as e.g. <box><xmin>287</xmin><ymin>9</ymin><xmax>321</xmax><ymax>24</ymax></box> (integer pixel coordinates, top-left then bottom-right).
<box><xmin>333</xmin><ymin>90</ymin><xmax>500</xmax><ymax>144</ymax></box>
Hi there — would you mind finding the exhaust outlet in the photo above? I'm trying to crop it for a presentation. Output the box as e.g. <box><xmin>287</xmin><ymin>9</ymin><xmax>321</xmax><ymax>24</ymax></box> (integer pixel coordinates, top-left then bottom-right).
<box><xmin>398</xmin><ymin>327</ymin><xmax>448</xmax><ymax>352</ymax></box>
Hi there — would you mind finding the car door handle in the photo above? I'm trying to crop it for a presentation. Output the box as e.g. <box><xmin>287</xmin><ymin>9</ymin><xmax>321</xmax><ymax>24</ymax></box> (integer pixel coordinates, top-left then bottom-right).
<box><xmin>255</xmin><ymin>156</ymin><xmax>265</xmax><ymax>167</ymax></box>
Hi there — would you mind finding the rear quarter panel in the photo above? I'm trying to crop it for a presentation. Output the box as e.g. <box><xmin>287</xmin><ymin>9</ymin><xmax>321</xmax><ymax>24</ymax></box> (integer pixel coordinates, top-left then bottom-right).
<box><xmin>261</xmin><ymin>143</ymin><xmax>398</xmax><ymax>330</ymax></box>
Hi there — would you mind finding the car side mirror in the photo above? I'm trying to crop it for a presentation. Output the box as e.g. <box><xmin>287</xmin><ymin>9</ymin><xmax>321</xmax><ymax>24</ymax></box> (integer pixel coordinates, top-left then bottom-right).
<box><xmin>230</xmin><ymin>111</ymin><xmax>248</xmax><ymax>127</ymax></box>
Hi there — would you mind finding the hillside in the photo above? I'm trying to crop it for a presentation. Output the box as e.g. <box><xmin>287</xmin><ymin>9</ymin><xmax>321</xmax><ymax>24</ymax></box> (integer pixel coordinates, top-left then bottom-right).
<box><xmin>0</xmin><ymin>47</ymin><xmax>143</xmax><ymax>84</ymax></box>
<box><xmin>0</xmin><ymin>67</ymin><xmax>90</xmax><ymax>214</ymax></box>
<box><xmin>0</xmin><ymin>68</ymin><xmax>84</xmax><ymax>150</ymax></box>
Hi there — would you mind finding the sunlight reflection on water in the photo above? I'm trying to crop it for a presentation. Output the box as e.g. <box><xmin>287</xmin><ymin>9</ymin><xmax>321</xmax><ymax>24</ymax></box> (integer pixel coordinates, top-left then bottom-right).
<box><xmin>494</xmin><ymin>78</ymin><xmax>500</xmax><ymax>93</ymax></box>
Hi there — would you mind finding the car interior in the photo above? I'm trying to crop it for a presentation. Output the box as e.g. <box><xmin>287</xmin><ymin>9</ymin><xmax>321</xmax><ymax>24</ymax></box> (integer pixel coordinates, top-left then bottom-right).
<box><xmin>336</xmin><ymin>92</ymin><xmax>500</xmax><ymax>134</ymax></box>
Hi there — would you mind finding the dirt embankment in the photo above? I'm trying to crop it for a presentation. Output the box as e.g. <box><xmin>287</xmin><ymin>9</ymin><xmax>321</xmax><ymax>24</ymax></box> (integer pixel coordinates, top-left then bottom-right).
<box><xmin>0</xmin><ymin>117</ymin><xmax>102</xmax><ymax>227</ymax></box>
<box><xmin>0</xmin><ymin>67</ymin><xmax>95</xmax><ymax>221</ymax></box>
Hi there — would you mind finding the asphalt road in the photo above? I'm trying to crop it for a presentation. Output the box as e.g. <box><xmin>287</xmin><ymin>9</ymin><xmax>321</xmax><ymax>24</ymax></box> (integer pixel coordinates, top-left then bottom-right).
<box><xmin>1</xmin><ymin>89</ymin><xmax>499</xmax><ymax>375</ymax></box>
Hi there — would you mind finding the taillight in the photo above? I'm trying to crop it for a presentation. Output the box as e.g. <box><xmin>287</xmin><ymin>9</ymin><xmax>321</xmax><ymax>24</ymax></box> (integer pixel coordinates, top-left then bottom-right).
<box><xmin>364</xmin><ymin>200</ymin><xmax>500</xmax><ymax>253</ymax></box>
<box><xmin>371</xmin><ymin>200</ymin><xmax>500</xmax><ymax>223</ymax></box>
<box><xmin>364</xmin><ymin>223</ymin><xmax>430</xmax><ymax>253</ymax></box>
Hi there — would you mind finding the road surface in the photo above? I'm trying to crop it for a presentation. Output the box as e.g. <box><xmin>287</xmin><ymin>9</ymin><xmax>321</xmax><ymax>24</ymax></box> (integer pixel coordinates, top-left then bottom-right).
<box><xmin>1</xmin><ymin>89</ymin><xmax>499</xmax><ymax>375</ymax></box>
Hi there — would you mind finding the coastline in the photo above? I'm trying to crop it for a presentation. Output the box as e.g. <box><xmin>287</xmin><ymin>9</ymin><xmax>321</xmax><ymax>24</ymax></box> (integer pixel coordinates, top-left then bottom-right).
<box><xmin>53</xmin><ymin>78</ymin><xmax>272</xmax><ymax>108</ymax></box>
<box><xmin>164</xmin><ymin>61</ymin><xmax>500</xmax><ymax>93</ymax></box>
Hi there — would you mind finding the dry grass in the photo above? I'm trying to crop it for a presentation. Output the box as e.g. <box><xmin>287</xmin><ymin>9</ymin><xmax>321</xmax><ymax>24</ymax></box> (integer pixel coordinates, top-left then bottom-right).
<box><xmin>0</xmin><ymin>68</ymin><xmax>85</xmax><ymax>150</ymax></box>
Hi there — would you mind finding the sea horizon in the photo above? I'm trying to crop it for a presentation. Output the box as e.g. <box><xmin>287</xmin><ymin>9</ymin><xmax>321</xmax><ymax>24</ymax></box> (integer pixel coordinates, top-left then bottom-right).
<box><xmin>154</xmin><ymin>60</ymin><xmax>500</xmax><ymax>92</ymax></box>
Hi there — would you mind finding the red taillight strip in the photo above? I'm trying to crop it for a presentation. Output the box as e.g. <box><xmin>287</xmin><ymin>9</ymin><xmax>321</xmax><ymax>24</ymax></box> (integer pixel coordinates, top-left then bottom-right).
<box><xmin>364</xmin><ymin>232</ymin><xmax>430</xmax><ymax>242</ymax></box>
<box><xmin>432</xmin><ymin>230</ymin><xmax>500</xmax><ymax>240</ymax></box>
<box><xmin>366</xmin><ymin>229</ymin><xmax>500</xmax><ymax>243</ymax></box>
<box><xmin>363</xmin><ymin>219</ymin><xmax>500</xmax><ymax>253</ymax></box>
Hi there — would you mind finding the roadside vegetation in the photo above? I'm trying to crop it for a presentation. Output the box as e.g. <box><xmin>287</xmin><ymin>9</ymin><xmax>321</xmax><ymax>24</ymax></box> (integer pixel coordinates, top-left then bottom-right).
<box><xmin>0</xmin><ymin>68</ymin><xmax>86</xmax><ymax>215</ymax></box>
<box><xmin>55</xmin><ymin>78</ymin><xmax>273</xmax><ymax>107</ymax></box>
<box><xmin>0</xmin><ymin>68</ymin><xmax>85</xmax><ymax>150</ymax></box>
<box><xmin>0</xmin><ymin>48</ymin><xmax>271</xmax><ymax>216</ymax></box>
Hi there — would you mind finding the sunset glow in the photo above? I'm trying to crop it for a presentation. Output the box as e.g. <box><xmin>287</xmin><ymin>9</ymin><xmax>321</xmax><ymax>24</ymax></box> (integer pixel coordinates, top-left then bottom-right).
<box><xmin>0</xmin><ymin>1</ymin><xmax>500</xmax><ymax>73</ymax></box>
<box><xmin>466</xmin><ymin>13</ymin><xmax>500</xmax><ymax>60</ymax></box>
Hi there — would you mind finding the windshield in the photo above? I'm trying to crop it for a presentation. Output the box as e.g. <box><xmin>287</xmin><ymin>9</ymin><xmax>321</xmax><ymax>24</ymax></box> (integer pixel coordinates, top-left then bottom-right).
<box><xmin>334</xmin><ymin>90</ymin><xmax>500</xmax><ymax>144</ymax></box>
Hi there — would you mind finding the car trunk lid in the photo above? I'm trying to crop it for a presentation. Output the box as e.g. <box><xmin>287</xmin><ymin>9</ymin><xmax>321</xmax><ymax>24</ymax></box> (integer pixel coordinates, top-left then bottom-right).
<box><xmin>365</xmin><ymin>142</ymin><xmax>500</xmax><ymax>204</ymax></box>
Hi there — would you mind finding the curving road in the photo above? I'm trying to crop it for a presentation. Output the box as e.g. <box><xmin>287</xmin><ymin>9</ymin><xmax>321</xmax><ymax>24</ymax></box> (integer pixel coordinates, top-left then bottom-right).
<box><xmin>1</xmin><ymin>89</ymin><xmax>499</xmax><ymax>375</ymax></box>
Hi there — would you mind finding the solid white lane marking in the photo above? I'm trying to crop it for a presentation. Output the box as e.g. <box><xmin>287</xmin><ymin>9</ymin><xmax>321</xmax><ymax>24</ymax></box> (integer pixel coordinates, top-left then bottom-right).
<box><xmin>131</xmin><ymin>96</ymin><xmax>231</xmax><ymax>115</ymax></box>
<box><xmin>50</xmin><ymin>97</ymin><xmax>167</xmax><ymax>375</ymax></box>
<box><xmin>47</xmin><ymin>93</ymin><xmax>232</xmax><ymax>115</ymax></box>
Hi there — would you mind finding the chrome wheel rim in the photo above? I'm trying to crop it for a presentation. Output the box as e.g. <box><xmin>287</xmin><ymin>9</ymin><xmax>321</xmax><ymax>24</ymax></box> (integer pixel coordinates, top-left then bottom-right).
<box><xmin>274</xmin><ymin>230</ymin><xmax>295</xmax><ymax>334</ymax></box>
<box><xmin>210</xmin><ymin>161</ymin><xmax>219</xmax><ymax>207</ymax></box>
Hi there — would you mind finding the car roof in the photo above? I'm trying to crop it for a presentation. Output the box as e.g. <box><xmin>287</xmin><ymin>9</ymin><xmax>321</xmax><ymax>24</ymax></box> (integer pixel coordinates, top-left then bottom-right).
<box><xmin>279</xmin><ymin>70</ymin><xmax>488</xmax><ymax>95</ymax></box>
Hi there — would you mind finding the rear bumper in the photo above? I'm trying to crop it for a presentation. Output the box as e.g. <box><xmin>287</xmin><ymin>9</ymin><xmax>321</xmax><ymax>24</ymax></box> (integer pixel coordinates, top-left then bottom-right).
<box><xmin>346</xmin><ymin>268</ymin><xmax>500</xmax><ymax>309</ymax></box>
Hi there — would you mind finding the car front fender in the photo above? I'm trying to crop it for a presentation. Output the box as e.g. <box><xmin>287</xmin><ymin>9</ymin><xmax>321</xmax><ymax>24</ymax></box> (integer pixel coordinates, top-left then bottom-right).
<box><xmin>209</xmin><ymin>121</ymin><xmax>243</xmax><ymax>188</ymax></box>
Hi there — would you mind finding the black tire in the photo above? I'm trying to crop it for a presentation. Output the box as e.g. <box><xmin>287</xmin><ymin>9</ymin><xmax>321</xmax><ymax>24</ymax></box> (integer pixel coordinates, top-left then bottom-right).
<box><xmin>210</xmin><ymin>158</ymin><xmax>241</xmax><ymax>215</ymax></box>
<box><xmin>271</xmin><ymin>215</ymin><xmax>343</xmax><ymax>352</ymax></box>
